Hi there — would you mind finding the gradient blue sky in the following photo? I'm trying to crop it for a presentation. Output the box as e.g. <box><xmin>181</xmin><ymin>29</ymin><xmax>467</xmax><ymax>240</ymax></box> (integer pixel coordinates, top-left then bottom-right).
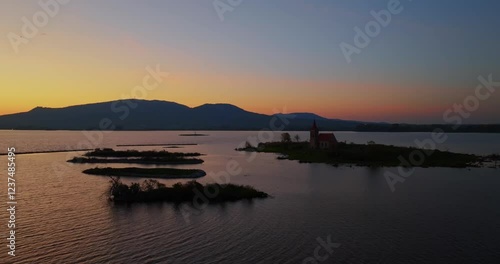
<box><xmin>1</xmin><ymin>0</ymin><xmax>499</xmax><ymax>123</ymax></box>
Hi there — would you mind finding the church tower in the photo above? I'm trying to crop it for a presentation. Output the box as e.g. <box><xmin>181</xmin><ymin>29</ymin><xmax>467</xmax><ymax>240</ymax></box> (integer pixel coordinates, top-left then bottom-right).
<box><xmin>310</xmin><ymin>120</ymin><xmax>319</xmax><ymax>148</ymax></box>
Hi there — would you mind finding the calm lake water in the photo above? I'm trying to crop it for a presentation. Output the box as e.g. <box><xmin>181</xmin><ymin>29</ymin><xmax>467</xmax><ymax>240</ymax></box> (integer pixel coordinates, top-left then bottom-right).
<box><xmin>0</xmin><ymin>131</ymin><xmax>499</xmax><ymax>263</ymax></box>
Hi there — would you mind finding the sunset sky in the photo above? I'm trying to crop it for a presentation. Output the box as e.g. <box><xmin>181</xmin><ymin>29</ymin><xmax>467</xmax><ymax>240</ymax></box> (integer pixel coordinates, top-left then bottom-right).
<box><xmin>1</xmin><ymin>0</ymin><xmax>499</xmax><ymax>123</ymax></box>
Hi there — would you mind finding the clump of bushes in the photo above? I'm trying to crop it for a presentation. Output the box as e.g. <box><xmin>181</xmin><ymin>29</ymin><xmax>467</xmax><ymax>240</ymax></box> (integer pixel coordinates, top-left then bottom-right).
<box><xmin>107</xmin><ymin>177</ymin><xmax>269</xmax><ymax>204</ymax></box>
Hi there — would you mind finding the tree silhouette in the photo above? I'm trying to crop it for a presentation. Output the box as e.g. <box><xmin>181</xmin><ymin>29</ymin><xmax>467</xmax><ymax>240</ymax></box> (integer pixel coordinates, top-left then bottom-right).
<box><xmin>281</xmin><ymin>133</ymin><xmax>291</xmax><ymax>143</ymax></box>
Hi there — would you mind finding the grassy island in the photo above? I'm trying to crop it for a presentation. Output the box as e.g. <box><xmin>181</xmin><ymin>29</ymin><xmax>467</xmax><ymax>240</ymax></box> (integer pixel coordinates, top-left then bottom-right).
<box><xmin>179</xmin><ymin>133</ymin><xmax>209</xmax><ymax>136</ymax></box>
<box><xmin>68</xmin><ymin>156</ymin><xmax>203</xmax><ymax>165</ymax></box>
<box><xmin>68</xmin><ymin>148</ymin><xmax>204</xmax><ymax>164</ymax></box>
<box><xmin>107</xmin><ymin>178</ymin><xmax>269</xmax><ymax>203</ymax></box>
<box><xmin>83</xmin><ymin>148</ymin><xmax>201</xmax><ymax>157</ymax></box>
<box><xmin>237</xmin><ymin>141</ymin><xmax>498</xmax><ymax>168</ymax></box>
<box><xmin>83</xmin><ymin>167</ymin><xmax>206</xmax><ymax>179</ymax></box>
<box><xmin>116</xmin><ymin>143</ymin><xmax>197</xmax><ymax>147</ymax></box>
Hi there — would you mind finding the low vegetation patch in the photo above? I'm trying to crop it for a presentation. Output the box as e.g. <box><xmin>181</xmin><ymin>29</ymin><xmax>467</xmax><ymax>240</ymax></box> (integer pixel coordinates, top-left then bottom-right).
<box><xmin>106</xmin><ymin>177</ymin><xmax>269</xmax><ymax>203</ymax></box>
<box><xmin>83</xmin><ymin>167</ymin><xmax>206</xmax><ymax>179</ymax></box>
<box><xmin>116</xmin><ymin>143</ymin><xmax>197</xmax><ymax>147</ymax></box>
<box><xmin>68</xmin><ymin>148</ymin><xmax>204</xmax><ymax>164</ymax></box>
<box><xmin>84</xmin><ymin>148</ymin><xmax>201</xmax><ymax>157</ymax></box>
<box><xmin>68</xmin><ymin>156</ymin><xmax>203</xmax><ymax>165</ymax></box>
<box><xmin>179</xmin><ymin>133</ymin><xmax>209</xmax><ymax>136</ymax></box>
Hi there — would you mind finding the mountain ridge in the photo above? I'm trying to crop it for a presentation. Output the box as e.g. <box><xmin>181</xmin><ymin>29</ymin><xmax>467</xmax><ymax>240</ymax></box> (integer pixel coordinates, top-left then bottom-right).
<box><xmin>0</xmin><ymin>99</ymin><xmax>367</xmax><ymax>131</ymax></box>
<box><xmin>0</xmin><ymin>99</ymin><xmax>498</xmax><ymax>132</ymax></box>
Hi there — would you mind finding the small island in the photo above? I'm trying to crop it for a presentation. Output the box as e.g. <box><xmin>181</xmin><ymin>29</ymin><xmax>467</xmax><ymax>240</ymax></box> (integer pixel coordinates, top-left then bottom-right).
<box><xmin>179</xmin><ymin>133</ymin><xmax>209</xmax><ymax>137</ymax></box>
<box><xmin>116</xmin><ymin>143</ymin><xmax>198</xmax><ymax>147</ymax></box>
<box><xmin>68</xmin><ymin>148</ymin><xmax>204</xmax><ymax>165</ymax></box>
<box><xmin>83</xmin><ymin>167</ymin><xmax>207</xmax><ymax>179</ymax></box>
<box><xmin>83</xmin><ymin>148</ymin><xmax>201</xmax><ymax>157</ymax></box>
<box><xmin>236</xmin><ymin>121</ymin><xmax>500</xmax><ymax>168</ymax></box>
<box><xmin>107</xmin><ymin>177</ymin><xmax>269</xmax><ymax>203</ymax></box>
<box><xmin>68</xmin><ymin>156</ymin><xmax>204</xmax><ymax>165</ymax></box>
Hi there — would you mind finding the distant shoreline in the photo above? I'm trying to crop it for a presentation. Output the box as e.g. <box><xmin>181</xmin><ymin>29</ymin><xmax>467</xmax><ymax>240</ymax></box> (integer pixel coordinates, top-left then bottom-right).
<box><xmin>0</xmin><ymin>149</ymin><xmax>92</xmax><ymax>156</ymax></box>
<box><xmin>1</xmin><ymin>129</ymin><xmax>499</xmax><ymax>133</ymax></box>
<box><xmin>116</xmin><ymin>143</ymin><xmax>198</xmax><ymax>147</ymax></box>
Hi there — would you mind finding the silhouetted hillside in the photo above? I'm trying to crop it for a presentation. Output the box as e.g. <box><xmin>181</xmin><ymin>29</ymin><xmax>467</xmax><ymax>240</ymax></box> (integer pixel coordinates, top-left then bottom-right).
<box><xmin>0</xmin><ymin>99</ymin><xmax>497</xmax><ymax>132</ymax></box>
<box><xmin>0</xmin><ymin>99</ymin><xmax>364</xmax><ymax>131</ymax></box>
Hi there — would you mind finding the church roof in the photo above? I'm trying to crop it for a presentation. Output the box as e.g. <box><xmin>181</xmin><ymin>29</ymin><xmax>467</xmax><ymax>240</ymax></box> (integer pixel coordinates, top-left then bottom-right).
<box><xmin>318</xmin><ymin>133</ymin><xmax>337</xmax><ymax>142</ymax></box>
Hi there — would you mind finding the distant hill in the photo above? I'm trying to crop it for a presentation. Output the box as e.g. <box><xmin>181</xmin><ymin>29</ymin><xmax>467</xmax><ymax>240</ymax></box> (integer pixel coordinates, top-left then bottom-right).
<box><xmin>0</xmin><ymin>100</ymin><xmax>365</xmax><ymax>131</ymax></box>
<box><xmin>276</xmin><ymin>113</ymin><xmax>328</xmax><ymax>120</ymax></box>
<box><xmin>0</xmin><ymin>99</ymin><xmax>498</xmax><ymax>132</ymax></box>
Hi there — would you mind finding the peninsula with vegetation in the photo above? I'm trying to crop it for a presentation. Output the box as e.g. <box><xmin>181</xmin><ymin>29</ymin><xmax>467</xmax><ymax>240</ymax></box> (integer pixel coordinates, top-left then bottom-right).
<box><xmin>237</xmin><ymin>121</ymin><xmax>500</xmax><ymax>168</ymax></box>
<box><xmin>107</xmin><ymin>177</ymin><xmax>269</xmax><ymax>203</ymax></box>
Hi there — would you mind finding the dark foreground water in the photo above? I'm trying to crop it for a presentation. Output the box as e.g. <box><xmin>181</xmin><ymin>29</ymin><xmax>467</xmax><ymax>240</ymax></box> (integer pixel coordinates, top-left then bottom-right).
<box><xmin>0</xmin><ymin>131</ymin><xmax>499</xmax><ymax>263</ymax></box>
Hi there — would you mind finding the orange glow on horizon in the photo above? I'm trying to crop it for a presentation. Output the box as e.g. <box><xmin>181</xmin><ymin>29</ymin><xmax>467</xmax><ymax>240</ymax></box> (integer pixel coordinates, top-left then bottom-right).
<box><xmin>0</xmin><ymin>30</ymin><xmax>471</xmax><ymax>123</ymax></box>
